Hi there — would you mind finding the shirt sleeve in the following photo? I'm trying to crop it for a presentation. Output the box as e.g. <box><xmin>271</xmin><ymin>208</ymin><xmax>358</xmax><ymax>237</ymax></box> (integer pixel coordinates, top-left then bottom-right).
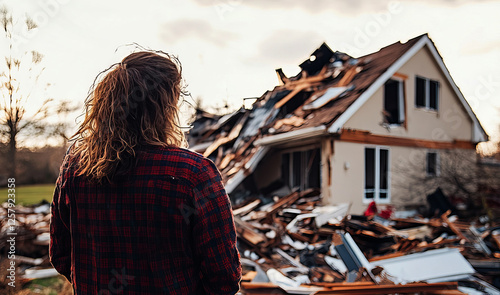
<box><xmin>191</xmin><ymin>158</ymin><xmax>242</xmax><ymax>294</ymax></box>
<box><xmin>49</xmin><ymin>154</ymin><xmax>72</xmax><ymax>282</ymax></box>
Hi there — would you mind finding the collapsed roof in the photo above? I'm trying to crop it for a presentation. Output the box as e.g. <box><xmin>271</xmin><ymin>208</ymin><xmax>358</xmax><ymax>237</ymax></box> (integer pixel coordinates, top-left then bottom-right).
<box><xmin>187</xmin><ymin>34</ymin><xmax>488</xmax><ymax>194</ymax></box>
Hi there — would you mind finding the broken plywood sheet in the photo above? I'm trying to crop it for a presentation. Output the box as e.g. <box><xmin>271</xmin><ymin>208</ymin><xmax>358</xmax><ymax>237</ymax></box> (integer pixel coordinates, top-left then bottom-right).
<box><xmin>203</xmin><ymin>111</ymin><xmax>249</xmax><ymax>157</ymax></box>
<box><xmin>233</xmin><ymin>199</ymin><xmax>261</xmax><ymax>216</ymax></box>
<box><xmin>273</xmin><ymin>116</ymin><xmax>306</xmax><ymax>130</ymax></box>
<box><xmin>372</xmin><ymin>248</ymin><xmax>475</xmax><ymax>284</ymax></box>
<box><xmin>313</xmin><ymin>203</ymin><xmax>350</xmax><ymax>228</ymax></box>
<box><xmin>303</xmin><ymin>86</ymin><xmax>349</xmax><ymax>111</ymax></box>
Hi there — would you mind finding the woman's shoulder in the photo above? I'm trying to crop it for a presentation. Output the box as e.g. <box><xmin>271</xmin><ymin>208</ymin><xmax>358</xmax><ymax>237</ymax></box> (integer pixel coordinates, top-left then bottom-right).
<box><xmin>138</xmin><ymin>145</ymin><xmax>212</xmax><ymax>168</ymax></box>
<box><xmin>140</xmin><ymin>145</ymin><xmax>202</xmax><ymax>158</ymax></box>
<box><xmin>138</xmin><ymin>145</ymin><xmax>218</xmax><ymax>182</ymax></box>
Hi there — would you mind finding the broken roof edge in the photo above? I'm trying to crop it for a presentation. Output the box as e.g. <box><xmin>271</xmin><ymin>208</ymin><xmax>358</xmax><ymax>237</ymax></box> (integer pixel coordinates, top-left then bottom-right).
<box><xmin>254</xmin><ymin>125</ymin><xmax>327</xmax><ymax>147</ymax></box>
<box><xmin>225</xmin><ymin>146</ymin><xmax>270</xmax><ymax>194</ymax></box>
<box><xmin>326</xmin><ymin>34</ymin><xmax>488</xmax><ymax>143</ymax></box>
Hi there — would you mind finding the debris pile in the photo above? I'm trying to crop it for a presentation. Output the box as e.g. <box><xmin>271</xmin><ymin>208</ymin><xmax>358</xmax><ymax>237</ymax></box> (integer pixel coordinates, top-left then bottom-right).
<box><xmin>0</xmin><ymin>201</ymin><xmax>59</xmax><ymax>284</ymax></box>
<box><xmin>232</xmin><ymin>191</ymin><xmax>500</xmax><ymax>294</ymax></box>
<box><xmin>1</xmin><ymin>195</ymin><xmax>499</xmax><ymax>294</ymax></box>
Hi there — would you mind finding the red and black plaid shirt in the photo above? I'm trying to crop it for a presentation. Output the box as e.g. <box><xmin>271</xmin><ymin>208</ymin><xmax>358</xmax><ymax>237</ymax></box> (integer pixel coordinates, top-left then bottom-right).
<box><xmin>50</xmin><ymin>145</ymin><xmax>241</xmax><ymax>294</ymax></box>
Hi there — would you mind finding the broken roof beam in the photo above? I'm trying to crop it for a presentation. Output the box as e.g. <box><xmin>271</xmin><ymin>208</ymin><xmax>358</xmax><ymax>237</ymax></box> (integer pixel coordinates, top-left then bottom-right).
<box><xmin>202</xmin><ymin>111</ymin><xmax>249</xmax><ymax>157</ymax></box>
<box><xmin>234</xmin><ymin>217</ymin><xmax>267</xmax><ymax>246</ymax></box>
<box><xmin>265</xmin><ymin>188</ymin><xmax>318</xmax><ymax>217</ymax></box>
<box><xmin>281</xmin><ymin>65</ymin><xmax>329</xmax><ymax>88</ymax></box>
<box><xmin>299</xmin><ymin>42</ymin><xmax>335</xmax><ymax>76</ymax></box>
<box><xmin>303</xmin><ymin>86</ymin><xmax>349</xmax><ymax>111</ymax></box>
<box><xmin>441</xmin><ymin>210</ymin><xmax>468</xmax><ymax>241</ymax></box>
<box><xmin>273</xmin><ymin>116</ymin><xmax>305</xmax><ymax>130</ymax></box>
<box><xmin>233</xmin><ymin>199</ymin><xmax>261</xmax><ymax>216</ymax></box>
<box><xmin>273</xmin><ymin>84</ymin><xmax>309</xmax><ymax>110</ymax></box>
<box><xmin>337</xmin><ymin>66</ymin><xmax>362</xmax><ymax>87</ymax></box>
<box><xmin>275</xmin><ymin>68</ymin><xmax>289</xmax><ymax>85</ymax></box>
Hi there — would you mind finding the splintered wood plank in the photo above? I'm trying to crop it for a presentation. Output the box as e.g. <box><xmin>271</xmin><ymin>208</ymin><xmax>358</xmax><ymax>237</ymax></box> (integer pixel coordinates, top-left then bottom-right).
<box><xmin>234</xmin><ymin>217</ymin><xmax>267</xmax><ymax>246</ymax></box>
<box><xmin>233</xmin><ymin>199</ymin><xmax>261</xmax><ymax>216</ymax></box>
<box><xmin>441</xmin><ymin>210</ymin><xmax>467</xmax><ymax>241</ymax></box>
<box><xmin>491</xmin><ymin>231</ymin><xmax>500</xmax><ymax>249</ymax></box>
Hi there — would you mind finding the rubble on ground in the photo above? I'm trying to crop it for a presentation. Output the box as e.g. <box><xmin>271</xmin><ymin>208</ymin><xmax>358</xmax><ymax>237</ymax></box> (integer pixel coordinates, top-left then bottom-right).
<box><xmin>1</xmin><ymin>194</ymin><xmax>499</xmax><ymax>294</ymax></box>
<box><xmin>0</xmin><ymin>200</ymin><xmax>59</xmax><ymax>286</ymax></box>
<box><xmin>232</xmin><ymin>189</ymin><xmax>500</xmax><ymax>294</ymax></box>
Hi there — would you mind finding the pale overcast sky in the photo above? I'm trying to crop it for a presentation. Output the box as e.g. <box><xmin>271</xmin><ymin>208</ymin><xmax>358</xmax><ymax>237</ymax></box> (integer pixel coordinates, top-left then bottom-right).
<box><xmin>2</xmin><ymin>0</ymin><xmax>500</xmax><ymax>143</ymax></box>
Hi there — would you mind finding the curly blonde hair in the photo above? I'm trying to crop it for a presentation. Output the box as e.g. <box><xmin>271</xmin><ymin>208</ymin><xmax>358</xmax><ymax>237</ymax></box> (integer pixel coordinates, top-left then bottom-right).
<box><xmin>70</xmin><ymin>51</ymin><xmax>186</xmax><ymax>182</ymax></box>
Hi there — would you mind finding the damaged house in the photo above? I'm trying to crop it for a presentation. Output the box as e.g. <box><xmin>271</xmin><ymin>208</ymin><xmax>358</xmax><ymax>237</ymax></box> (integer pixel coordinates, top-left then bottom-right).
<box><xmin>188</xmin><ymin>34</ymin><xmax>488</xmax><ymax>214</ymax></box>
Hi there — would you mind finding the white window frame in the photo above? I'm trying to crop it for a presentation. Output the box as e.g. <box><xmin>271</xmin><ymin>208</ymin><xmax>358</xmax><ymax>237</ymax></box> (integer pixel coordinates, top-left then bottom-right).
<box><xmin>363</xmin><ymin>146</ymin><xmax>391</xmax><ymax>204</ymax></box>
<box><xmin>384</xmin><ymin>76</ymin><xmax>405</xmax><ymax>127</ymax></box>
<box><xmin>426</xmin><ymin>151</ymin><xmax>440</xmax><ymax>177</ymax></box>
<box><xmin>415</xmin><ymin>75</ymin><xmax>440</xmax><ymax>111</ymax></box>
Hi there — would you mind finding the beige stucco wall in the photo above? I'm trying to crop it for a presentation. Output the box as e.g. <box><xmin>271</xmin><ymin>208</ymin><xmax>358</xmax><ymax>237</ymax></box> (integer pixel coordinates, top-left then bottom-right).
<box><xmin>326</xmin><ymin>140</ymin><xmax>477</xmax><ymax>214</ymax></box>
<box><xmin>328</xmin><ymin>141</ymin><xmax>366</xmax><ymax>214</ymax></box>
<box><xmin>390</xmin><ymin>147</ymin><xmax>478</xmax><ymax>210</ymax></box>
<box><xmin>344</xmin><ymin>45</ymin><xmax>473</xmax><ymax>142</ymax></box>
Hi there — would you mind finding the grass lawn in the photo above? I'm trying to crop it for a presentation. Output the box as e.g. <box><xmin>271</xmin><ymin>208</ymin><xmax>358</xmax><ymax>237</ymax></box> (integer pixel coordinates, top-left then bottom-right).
<box><xmin>0</xmin><ymin>183</ymin><xmax>55</xmax><ymax>205</ymax></box>
<box><xmin>24</xmin><ymin>275</ymin><xmax>73</xmax><ymax>294</ymax></box>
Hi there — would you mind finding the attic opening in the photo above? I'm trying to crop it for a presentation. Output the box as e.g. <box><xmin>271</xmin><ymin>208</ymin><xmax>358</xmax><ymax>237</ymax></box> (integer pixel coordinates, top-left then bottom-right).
<box><xmin>383</xmin><ymin>78</ymin><xmax>405</xmax><ymax>125</ymax></box>
<box><xmin>278</xmin><ymin>91</ymin><xmax>312</xmax><ymax>118</ymax></box>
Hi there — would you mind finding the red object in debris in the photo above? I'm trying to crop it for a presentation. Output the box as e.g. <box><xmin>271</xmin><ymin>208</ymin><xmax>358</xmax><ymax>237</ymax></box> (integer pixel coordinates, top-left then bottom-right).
<box><xmin>364</xmin><ymin>201</ymin><xmax>378</xmax><ymax>217</ymax></box>
<box><xmin>379</xmin><ymin>206</ymin><xmax>393</xmax><ymax>219</ymax></box>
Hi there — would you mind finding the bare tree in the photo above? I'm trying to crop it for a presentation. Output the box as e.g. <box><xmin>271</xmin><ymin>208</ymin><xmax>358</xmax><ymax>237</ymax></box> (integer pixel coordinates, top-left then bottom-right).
<box><xmin>392</xmin><ymin>148</ymin><xmax>500</xmax><ymax>216</ymax></box>
<box><xmin>0</xmin><ymin>6</ymin><xmax>76</xmax><ymax>181</ymax></box>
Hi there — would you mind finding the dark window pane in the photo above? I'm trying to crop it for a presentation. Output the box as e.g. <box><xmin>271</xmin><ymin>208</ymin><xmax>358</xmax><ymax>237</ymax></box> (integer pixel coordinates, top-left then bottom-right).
<box><xmin>427</xmin><ymin>152</ymin><xmax>437</xmax><ymax>176</ymax></box>
<box><xmin>379</xmin><ymin>149</ymin><xmax>388</xmax><ymax>190</ymax></box>
<box><xmin>365</xmin><ymin>148</ymin><xmax>375</xmax><ymax>189</ymax></box>
<box><xmin>384</xmin><ymin>79</ymin><xmax>400</xmax><ymax>124</ymax></box>
<box><xmin>379</xmin><ymin>192</ymin><xmax>387</xmax><ymax>199</ymax></box>
<box><xmin>293</xmin><ymin>151</ymin><xmax>301</xmax><ymax>189</ymax></box>
<box><xmin>365</xmin><ymin>192</ymin><xmax>374</xmax><ymax>199</ymax></box>
<box><xmin>307</xmin><ymin>148</ymin><xmax>321</xmax><ymax>189</ymax></box>
<box><xmin>282</xmin><ymin>153</ymin><xmax>290</xmax><ymax>187</ymax></box>
<box><xmin>430</xmin><ymin>80</ymin><xmax>439</xmax><ymax>110</ymax></box>
<box><xmin>416</xmin><ymin>77</ymin><xmax>426</xmax><ymax>107</ymax></box>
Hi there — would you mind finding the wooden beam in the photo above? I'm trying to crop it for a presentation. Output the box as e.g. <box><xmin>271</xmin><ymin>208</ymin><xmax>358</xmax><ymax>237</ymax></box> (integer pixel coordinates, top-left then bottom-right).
<box><xmin>274</xmin><ymin>83</ymin><xmax>310</xmax><ymax>109</ymax></box>
<box><xmin>338</xmin><ymin>66</ymin><xmax>361</xmax><ymax>86</ymax></box>
<box><xmin>392</xmin><ymin>72</ymin><xmax>408</xmax><ymax>80</ymax></box>
<box><xmin>338</xmin><ymin>129</ymin><xmax>476</xmax><ymax>150</ymax></box>
<box><xmin>441</xmin><ymin>210</ymin><xmax>468</xmax><ymax>241</ymax></box>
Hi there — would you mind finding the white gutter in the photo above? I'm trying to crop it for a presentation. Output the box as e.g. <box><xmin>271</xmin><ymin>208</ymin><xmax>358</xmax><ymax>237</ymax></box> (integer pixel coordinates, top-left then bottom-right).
<box><xmin>254</xmin><ymin>125</ymin><xmax>327</xmax><ymax>147</ymax></box>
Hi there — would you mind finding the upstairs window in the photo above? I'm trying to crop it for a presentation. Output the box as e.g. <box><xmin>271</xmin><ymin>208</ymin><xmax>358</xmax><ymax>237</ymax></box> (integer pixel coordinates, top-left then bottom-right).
<box><xmin>384</xmin><ymin>79</ymin><xmax>405</xmax><ymax>125</ymax></box>
<box><xmin>416</xmin><ymin>76</ymin><xmax>439</xmax><ymax>111</ymax></box>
